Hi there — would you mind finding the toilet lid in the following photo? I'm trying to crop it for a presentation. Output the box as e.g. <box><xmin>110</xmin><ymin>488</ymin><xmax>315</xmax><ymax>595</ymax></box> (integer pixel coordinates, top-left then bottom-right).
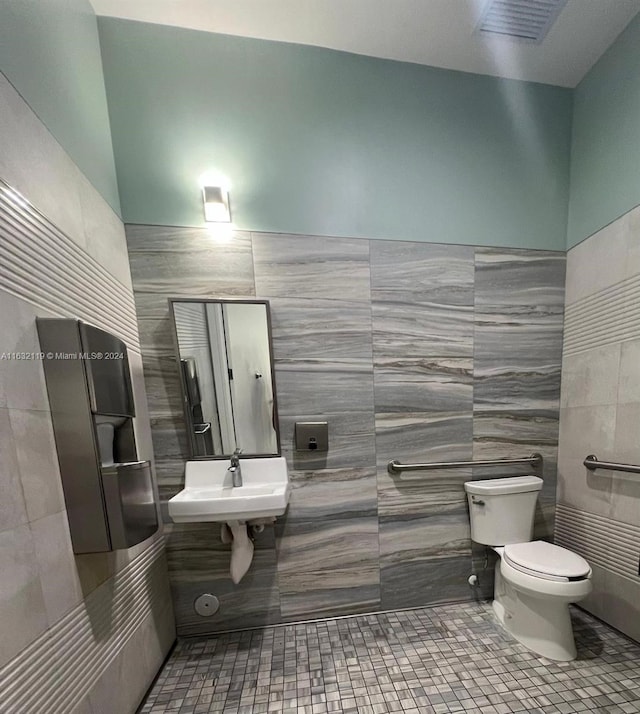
<box><xmin>504</xmin><ymin>541</ymin><xmax>590</xmax><ymax>580</ymax></box>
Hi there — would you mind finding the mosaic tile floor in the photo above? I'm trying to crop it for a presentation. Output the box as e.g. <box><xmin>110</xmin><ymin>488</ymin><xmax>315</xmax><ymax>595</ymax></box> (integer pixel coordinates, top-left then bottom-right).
<box><xmin>139</xmin><ymin>602</ymin><xmax>640</xmax><ymax>714</ymax></box>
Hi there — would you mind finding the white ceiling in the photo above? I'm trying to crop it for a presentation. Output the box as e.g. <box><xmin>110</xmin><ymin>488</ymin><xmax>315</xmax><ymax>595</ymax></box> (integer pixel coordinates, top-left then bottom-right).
<box><xmin>90</xmin><ymin>0</ymin><xmax>640</xmax><ymax>87</ymax></box>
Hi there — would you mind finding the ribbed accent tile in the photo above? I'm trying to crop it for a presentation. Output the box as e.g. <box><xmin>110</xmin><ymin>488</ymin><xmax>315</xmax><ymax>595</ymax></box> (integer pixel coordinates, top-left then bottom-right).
<box><xmin>0</xmin><ymin>539</ymin><xmax>166</xmax><ymax>714</ymax></box>
<box><xmin>563</xmin><ymin>275</ymin><xmax>640</xmax><ymax>356</ymax></box>
<box><xmin>555</xmin><ymin>503</ymin><xmax>640</xmax><ymax>582</ymax></box>
<box><xmin>0</xmin><ymin>181</ymin><xmax>140</xmax><ymax>351</ymax></box>
<box><xmin>173</xmin><ymin>302</ymin><xmax>209</xmax><ymax>351</ymax></box>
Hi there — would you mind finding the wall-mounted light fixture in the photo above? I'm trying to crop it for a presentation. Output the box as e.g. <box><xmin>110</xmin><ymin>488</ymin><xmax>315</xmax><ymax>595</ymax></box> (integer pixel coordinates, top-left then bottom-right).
<box><xmin>202</xmin><ymin>185</ymin><xmax>231</xmax><ymax>224</ymax></box>
<box><xmin>202</xmin><ymin>184</ymin><xmax>234</xmax><ymax>242</ymax></box>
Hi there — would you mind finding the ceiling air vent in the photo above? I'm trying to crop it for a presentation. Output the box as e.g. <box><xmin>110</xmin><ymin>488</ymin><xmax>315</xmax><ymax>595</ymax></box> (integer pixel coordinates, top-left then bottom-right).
<box><xmin>476</xmin><ymin>0</ymin><xmax>568</xmax><ymax>43</ymax></box>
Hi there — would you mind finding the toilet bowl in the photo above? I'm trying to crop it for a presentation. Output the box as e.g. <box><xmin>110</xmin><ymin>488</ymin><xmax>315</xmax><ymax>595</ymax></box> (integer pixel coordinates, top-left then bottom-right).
<box><xmin>464</xmin><ymin>476</ymin><xmax>592</xmax><ymax>661</ymax></box>
<box><xmin>492</xmin><ymin>541</ymin><xmax>591</xmax><ymax>660</ymax></box>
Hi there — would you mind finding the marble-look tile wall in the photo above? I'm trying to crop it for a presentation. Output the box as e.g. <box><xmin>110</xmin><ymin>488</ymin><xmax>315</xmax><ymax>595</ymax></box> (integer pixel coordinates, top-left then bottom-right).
<box><xmin>0</xmin><ymin>72</ymin><xmax>174</xmax><ymax>713</ymax></box>
<box><xmin>555</xmin><ymin>204</ymin><xmax>640</xmax><ymax>643</ymax></box>
<box><xmin>127</xmin><ymin>225</ymin><xmax>565</xmax><ymax>634</ymax></box>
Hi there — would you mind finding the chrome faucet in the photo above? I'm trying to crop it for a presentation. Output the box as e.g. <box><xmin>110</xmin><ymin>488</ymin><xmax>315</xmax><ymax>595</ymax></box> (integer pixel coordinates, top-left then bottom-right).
<box><xmin>228</xmin><ymin>448</ymin><xmax>243</xmax><ymax>487</ymax></box>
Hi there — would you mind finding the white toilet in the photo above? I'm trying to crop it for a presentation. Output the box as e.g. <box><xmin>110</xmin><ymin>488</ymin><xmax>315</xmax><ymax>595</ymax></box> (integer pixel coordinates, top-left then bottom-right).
<box><xmin>464</xmin><ymin>475</ymin><xmax>592</xmax><ymax>661</ymax></box>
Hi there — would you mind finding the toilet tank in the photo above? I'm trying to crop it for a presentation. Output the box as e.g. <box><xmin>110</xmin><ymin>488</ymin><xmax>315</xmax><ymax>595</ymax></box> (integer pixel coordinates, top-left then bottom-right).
<box><xmin>464</xmin><ymin>476</ymin><xmax>543</xmax><ymax>546</ymax></box>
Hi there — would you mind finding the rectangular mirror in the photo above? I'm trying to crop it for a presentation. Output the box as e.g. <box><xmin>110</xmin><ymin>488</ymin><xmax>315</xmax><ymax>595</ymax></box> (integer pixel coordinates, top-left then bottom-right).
<box><xmin>170</xmin><ymin>299</ymin><xmax>280</xmax><ymax>459</ymax></box>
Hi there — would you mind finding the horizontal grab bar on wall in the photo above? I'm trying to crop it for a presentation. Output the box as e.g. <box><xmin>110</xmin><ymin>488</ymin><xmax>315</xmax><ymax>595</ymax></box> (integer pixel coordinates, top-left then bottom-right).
<box><xmin>584</xmin><ymin>455</ymin><xmax>640</xmax><ymax>475</ymax></box>
<box><xmin>387</xmin><ymin>453</ymin><xmax>543</xmax><ymax>475</ymax></box>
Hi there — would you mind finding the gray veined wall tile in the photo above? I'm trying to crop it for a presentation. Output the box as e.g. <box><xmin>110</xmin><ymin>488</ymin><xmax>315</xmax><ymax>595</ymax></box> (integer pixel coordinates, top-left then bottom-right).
<box><xmin>276</xmin><ymin>517</ymin><xmax>380</xmax><ymax>619</ymax></box>
<box><xmin>370</xmin><ymin>241</ymin><xmax>475</xmax><ymax>304</ymax></box>
<box><xmin>126</xmin><ymin>227</ymin><xmax>566</xmax><ymax>631</ymax></box>
<box><xmin>472</xmin><ymin>410</ymin><xmax>561</xmax><ymax>455</ymax></box>
<box><xmin>377</xmin><ymin>470</ymin><xmax>471</xmax><ymax>520</ymax></box>
<box><xmin>279</xmin><ymin>411</ymin><xmax>376</xmax><ymax>471</ymax></box>
<box><xmin>171</xmin><ymin>569</ymin><xmax>281</xmax><ymax>636</ymax></box>
<box><xmin>274</xmin><ymin>359</ymin><xmax>374</xmax><ymax>417</ymax></box>
<box><xmin>376</xmin><ymin>412</ymin><xmax>472</xmax><ymax>518</ymax></box>
<box><xmin>155</xmin><ymin>460</ymin><xmax>188</xmax><ymax>508</ymax></box>
<box><xmin>252</xmin><ymin>233</ymin><xmax>371</xmax><ymax>301</ymax></box>
<box><xmin>126</xmin><ymin>226</ymin><xmax>254</xmax><ymax>310</ymax></box>
<box><xmin>474</xmin><ymin>305</ymin><xmax>564</xmax><ymax>364</ymax></box>
<box><xmin>474</xmin><ymin>248</ymin><xmax>566</xmax><ymax>307</ymax></box>
<box><xmin>164</xmin><ymin>522</ymin><xmax>280</xmax><ymax>635</ymax></box>
<box><xmin>379</xmin><ymin>509</ymin><xmax>472</xmax><ymax>608</ymax></box>
<box><xmin>375</xmin><ymin>412</ymin><xmax>473</xmax><ymax>463</ymax></box>
<box><xmin>131</xmin><ymin>292</ymin><xmax>172</xmax><ymax>321</ymax></box>
<box><xmin>379</xmin><ymin>513</ymin><xmax>471</xmax><ymax>566</ymax></box>
<box><xmin>475</xmin><ymin>362</ymin><xmax>561</xmax><ymax>412</ymax></box>
<box><xmin>380</xmin><ymin>553</ymin><xmax>472</xmax><ymax>610</ymax></box>
<box><xmin>474</xmin><ymin>251</ymin><xmax>564</xmax><ymax>370</ymax></box>
<box><xmin>472</xmin><ymin>410</ymin><xmax>560</xmax><ymax>523</ymax></box>
<box><xmin>471</xmin><ymin>413</ymin><xmax>558</xmax><ymax>539</ymax></box>
<box><xmin>269</xmin><ymin>297</ymin><xmax>373</xmax><ymax>362</ymax></box>
<box><xmin>374</xmin><ymin>357</ymin><xmax>472</xmax><ymax>413</ymax></box>
<box><xmin>376</xmin><ymin>411</ymin><xmax>472</xmax><ymax>462</ymax></box>
<box><xmin>372</xmin><ymin>302</ymin><xmax>473</xmax><ymax>359</ymax></box>
<box><xmin>149</xmin><ymin>414</ymin><xmax>189</xmax><ymax>467</ymax></box>
<box><xmin>279</xmin><ymin>581</ymin><xmax>380</xmax><ymax>622</ymax></box>
<box><xmin>136</xmin><ymin>317</ymin><xmax>177</xmax><ymax>359</ymax></box>
<box><xmin>165</xmin><ymin>520</ymin><xmax>277</xmax><ymax>572</ymax></box>
<box><xmin>473</xmin><ymin>247</ymin><xmax>563</xmax><ymax>545</ymax></box>
<box><xmin>276</xmin><ymin>517</ymin><xmax>379</xmax><ymax>576</ymax></box>
<box><xmin>382</xmin><ymin>554</ymin><xmax>472</xmax><ymax>609</ymax></box>
<box><xmin>139</xmin><ymin>355</ymin><xmax>184</xmax><ymax>418</ymax></box>
<box><xmin>371</xmin><ymin>242</ymin><xmax>474</xmax><ymax>360</ymax></box>
<box><xmin>381</xmin><ymin>466</ymin><xmax>471</xmax><ymax>510</ymax></box>
<box><xmin>170</xmin><ymin>550</ymin><xmax>281</xmax><ymax>635</ymax></box>
<box><xmin>286</xmin><ymin>467</ymin><xmax>377</xmax><ymax>522</ymax></box>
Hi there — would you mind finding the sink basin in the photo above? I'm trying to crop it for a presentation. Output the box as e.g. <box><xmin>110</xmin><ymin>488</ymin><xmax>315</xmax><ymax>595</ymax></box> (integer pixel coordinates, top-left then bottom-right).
<box><xmin>168</xmin><ymin>456</ymin><xmax>290</xmax><ymax>523</ymax></box>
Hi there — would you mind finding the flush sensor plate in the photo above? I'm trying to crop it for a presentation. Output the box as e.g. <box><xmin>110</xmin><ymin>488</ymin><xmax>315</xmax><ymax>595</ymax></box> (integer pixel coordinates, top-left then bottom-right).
<box><xmin>295</xmin><ymin>421</ymin><xmax>329</xmax><ymax>452</ymax></box>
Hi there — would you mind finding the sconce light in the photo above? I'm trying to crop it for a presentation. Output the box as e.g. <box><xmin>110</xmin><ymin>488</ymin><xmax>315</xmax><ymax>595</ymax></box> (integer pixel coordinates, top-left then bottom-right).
<box><xmin>202</xmin><ymin>185</ymin><xmax>231</xmax><ymax>224</ymax></box>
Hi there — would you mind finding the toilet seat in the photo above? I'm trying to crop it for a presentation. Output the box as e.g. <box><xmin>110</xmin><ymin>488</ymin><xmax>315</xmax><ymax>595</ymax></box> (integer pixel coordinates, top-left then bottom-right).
<box><xmin>503</xmin><ymin>541</ymin><xmax>591</xmax><ymax>582</ymax></box>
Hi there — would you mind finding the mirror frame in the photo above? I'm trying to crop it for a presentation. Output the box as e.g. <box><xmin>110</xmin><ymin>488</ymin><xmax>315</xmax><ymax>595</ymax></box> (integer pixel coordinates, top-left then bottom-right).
<box><xmin>168</xmin><ymin>297</ymin><xmax>282</xmax><ymax>460</ymax></box>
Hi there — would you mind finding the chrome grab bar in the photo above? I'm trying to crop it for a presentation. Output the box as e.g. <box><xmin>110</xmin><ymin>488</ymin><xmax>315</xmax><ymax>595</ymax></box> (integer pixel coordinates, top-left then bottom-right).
<box><xmin>387</xmin><ymin>453</ymin><xmax>542</xmax><ymax>475</ymax></box>
<box><xmin>584</xmin><ymin>455</ymin><xmax>640</xmax><ymax>475</ymax></box>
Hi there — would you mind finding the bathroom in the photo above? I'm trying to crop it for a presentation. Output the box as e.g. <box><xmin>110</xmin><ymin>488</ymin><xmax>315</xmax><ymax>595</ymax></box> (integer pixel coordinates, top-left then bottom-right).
<box><xmin>0</xmin><ymin>0</ymin><xmax>639</xmax><ymax>711</ymax></box>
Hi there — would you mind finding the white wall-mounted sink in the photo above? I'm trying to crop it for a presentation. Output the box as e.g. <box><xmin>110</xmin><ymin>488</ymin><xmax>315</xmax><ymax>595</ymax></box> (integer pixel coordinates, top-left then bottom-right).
<box><xmin>168</xmin><ymin>457</ymin><xmax>290</xmax><ymax>523</ymax></box>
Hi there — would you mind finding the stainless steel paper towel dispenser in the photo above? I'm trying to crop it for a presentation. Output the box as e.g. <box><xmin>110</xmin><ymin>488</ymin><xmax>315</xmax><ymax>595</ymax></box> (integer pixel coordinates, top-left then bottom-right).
<box><xmin>37</xmin><ymin>318</ymin><xmax>158</xmax><ymax>553</ymax></box>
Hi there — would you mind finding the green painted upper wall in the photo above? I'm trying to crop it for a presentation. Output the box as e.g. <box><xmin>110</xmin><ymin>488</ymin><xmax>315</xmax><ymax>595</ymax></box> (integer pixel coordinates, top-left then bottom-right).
<box><xmin>568</xmin><ymin>13</ymin><xmax>640</xmax><ymax>249</ymax></box>
<box><xmin>0</xmin><ymin>0</ymin><xmax>120</xmax><ymax>215</ymax></box>
<box><xmin>98</xmin><ymin>18</ymin><xmax>572</xmax><ymax>250</ymax></box>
